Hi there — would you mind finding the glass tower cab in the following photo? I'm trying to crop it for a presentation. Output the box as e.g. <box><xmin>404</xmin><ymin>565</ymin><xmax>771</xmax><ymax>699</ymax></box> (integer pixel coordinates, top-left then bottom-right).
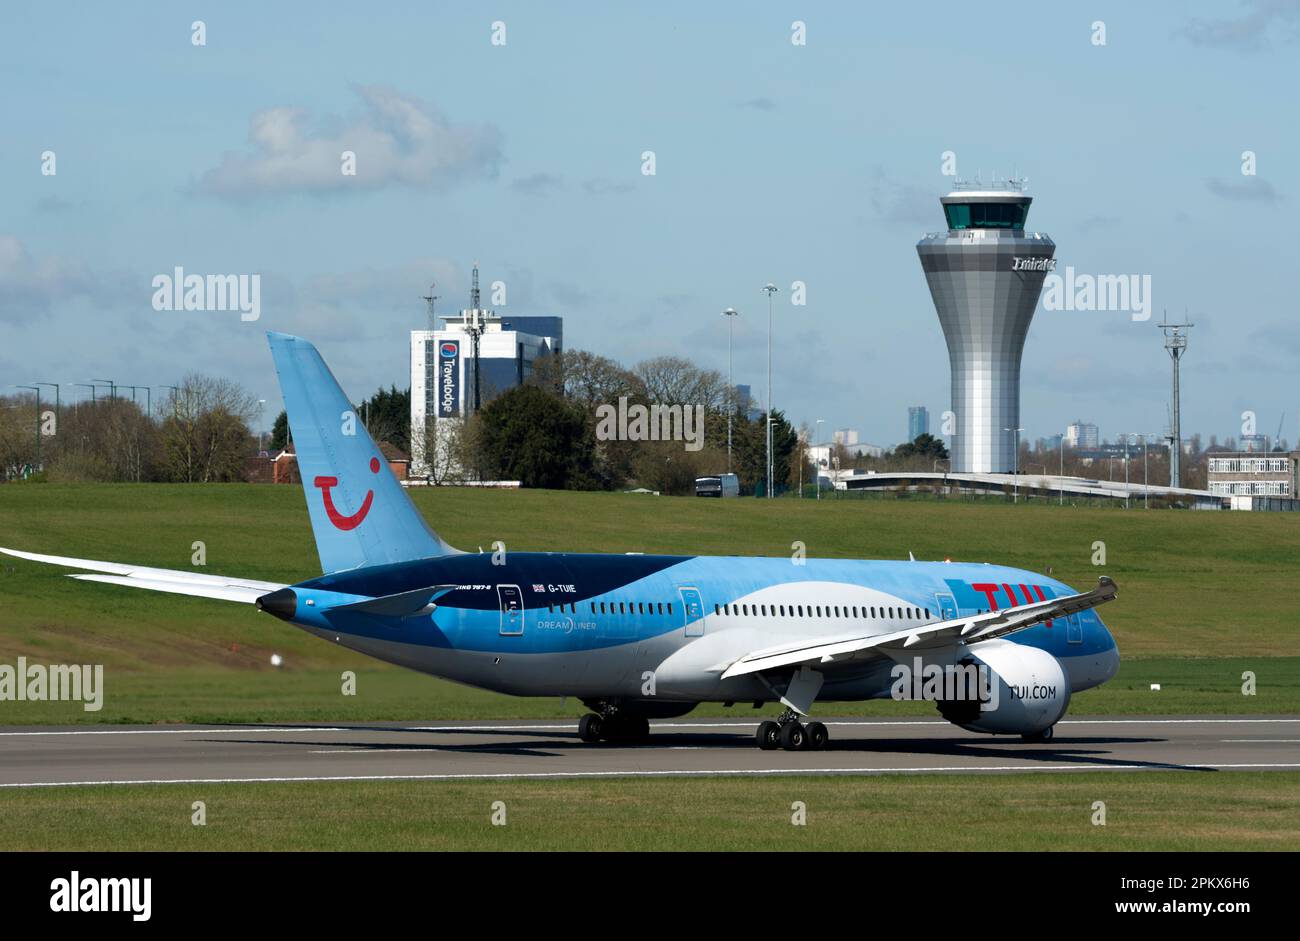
<box><xmin>939</xmin><ymin>186</ymin><xmax>1032</xmax><ymax>232</ymax></box>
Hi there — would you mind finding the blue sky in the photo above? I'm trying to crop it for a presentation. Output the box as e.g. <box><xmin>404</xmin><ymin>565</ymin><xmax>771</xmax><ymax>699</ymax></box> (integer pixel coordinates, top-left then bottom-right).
<box><xmin>2</xmin><ymin>1</ymin><xmax>1296</xmax><ymax>447</ymax></box>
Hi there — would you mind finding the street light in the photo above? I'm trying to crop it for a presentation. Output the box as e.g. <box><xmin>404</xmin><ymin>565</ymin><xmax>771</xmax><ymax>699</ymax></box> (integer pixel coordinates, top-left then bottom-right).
<box><xmin>721</xmin><ymin>307</ymin><xmax>739</xmax><ymax>473</ymax></box>
<box><xmin>1133</xmin><ymin>431</ymin><xmax>1154</xmax><ymax>506</ymax></box>
<box><xmin>815</xmin><ymin>418</ymin><xmax>824</xmax><ymax>501</ymax></box>
<box><xmin>1059</xmin><ymin>430</ymin><xmax>1066</xmax><ymax>506</ymax></box>
<box><xmin>15</xmin><ymin>385</ymin><xmax>40</xmax><ymax>468</ymax></box>
<box><xmin>92</xmin><ymin>378</ymin><xmax>117</xmax><ymax>401</ymax></box>
<box><xmin>123</xmin><ymin>385</ymin><xmax>151</xmax><ymax>418</ymax></box>
<box><xmin>258</xmin><ymin>399</ymin><xmax>267</xmax><ymax>454</ymax></box>
<box><xmin>762</xmin><ymin>283</ymin><xmax>779</xmax><ymax>498</ymax></box>
<box><xmin>33</xmin><ymin>382</ymin><xmax>59</xmax><ymax>432</ymax></box>
<box><xmin>160</xmin><ymin>385</ymin><xmax>181</xmax><ymax>418</ymax></box>
<box><xmin>1004</xmin><ymin>426</ymin><xmax>1024</xmax><ymax>503</ymax></box>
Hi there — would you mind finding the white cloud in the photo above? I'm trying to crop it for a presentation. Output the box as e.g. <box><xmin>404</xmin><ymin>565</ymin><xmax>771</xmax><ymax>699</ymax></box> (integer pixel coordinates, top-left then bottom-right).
<box><xmin>0</xmin><ymin>235</ymin><xmax>98</xmax><ymax>321</ymax></box>
<box><xmin>197</xmin><ymin>86</ymin><xmax>503</xmax><ymax>199</ymax></box>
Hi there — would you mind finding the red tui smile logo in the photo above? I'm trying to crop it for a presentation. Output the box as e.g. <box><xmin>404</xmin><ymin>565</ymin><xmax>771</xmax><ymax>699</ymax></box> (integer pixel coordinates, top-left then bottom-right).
<box><xmin>314</xmin><ymin>457</ymin><xmax>381</xmax><ymax>530</ymax></box>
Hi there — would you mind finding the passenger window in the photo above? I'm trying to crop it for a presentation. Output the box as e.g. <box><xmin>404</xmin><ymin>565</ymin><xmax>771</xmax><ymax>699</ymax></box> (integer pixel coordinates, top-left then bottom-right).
<box><xmin>714</xmin><ymin>604</ymin><xmax>720</xmax><ymax>615</ymax></box>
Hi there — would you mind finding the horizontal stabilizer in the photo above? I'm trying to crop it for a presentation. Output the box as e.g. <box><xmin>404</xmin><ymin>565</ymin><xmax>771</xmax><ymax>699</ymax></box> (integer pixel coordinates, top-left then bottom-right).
<box><xmin>1</xmin><ymin>546</ymin><xmax>286</xmax><ymax>604</ymax></box>
<box><xmin>331</xmin><ymin>585</ymin><xmax>460</xmax><ymax>618</ymax></box>
<box><xmin>70</xmin><ymin>574</ymin><xmax>268</xmax><ymax>604</ymax></box>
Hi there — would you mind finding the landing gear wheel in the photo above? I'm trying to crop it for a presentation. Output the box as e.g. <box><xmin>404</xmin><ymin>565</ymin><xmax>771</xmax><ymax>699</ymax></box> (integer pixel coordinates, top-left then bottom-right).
<box><xmin>756</xmin><ymin>720</ymin><xmax>781</xmax><ymax>750</ymax></box>
<box><xmin>578</xmin><ymin>713</ymin><xmax>603</xmax><ymax>743</ymax></box>
<box><xmin>780</xmin><ymin>721</ymin><xmax>808</xmax><ymax>751</ymax></box>
<box><xmin>1021</xmin><ymin>725</ymin><xmax>1055</xmax><ymax>742</ymax></box>
<box><xmin>805</xmin><ymin>721</ymin><xmax>828</xmax><ymax>750</ymax></box>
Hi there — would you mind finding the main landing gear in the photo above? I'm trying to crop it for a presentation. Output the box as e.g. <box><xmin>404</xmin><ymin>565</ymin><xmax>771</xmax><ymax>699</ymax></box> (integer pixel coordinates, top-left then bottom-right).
<box><xmin>756</xmin><ymin>710</ymin><xmax>828</xmax><ymax>751</ymax></box>
<box><xmin>1020</xmin><ymin>724</ymin><xmax>1056</xmax><ymax>743</ymax></box>
<box><xmin>577</xmin><ymin>710</ymin><xmax>650</xmax><ymax>745</ymax></box>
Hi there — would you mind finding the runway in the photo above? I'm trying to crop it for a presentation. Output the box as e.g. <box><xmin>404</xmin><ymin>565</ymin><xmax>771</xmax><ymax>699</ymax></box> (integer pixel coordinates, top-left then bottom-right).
<box><xmin>2</xmin><ymin>716</ymin><xmax>1299</xmax><ymax>788</ymax></box>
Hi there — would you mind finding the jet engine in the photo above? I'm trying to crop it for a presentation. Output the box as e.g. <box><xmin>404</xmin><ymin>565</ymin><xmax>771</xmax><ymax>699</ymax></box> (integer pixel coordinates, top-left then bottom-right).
<box><xmin>935</xmin><ymin>639</ymin><xmax>1070</xmax><ymax>736</ymax></box>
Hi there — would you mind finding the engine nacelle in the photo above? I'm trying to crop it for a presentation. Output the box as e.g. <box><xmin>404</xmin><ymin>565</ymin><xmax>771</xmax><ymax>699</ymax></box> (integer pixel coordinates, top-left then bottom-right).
<box><xmin>936</xmin><ymin>640</ymin><xmax>1070</xmax><ymax>735</ymax></box>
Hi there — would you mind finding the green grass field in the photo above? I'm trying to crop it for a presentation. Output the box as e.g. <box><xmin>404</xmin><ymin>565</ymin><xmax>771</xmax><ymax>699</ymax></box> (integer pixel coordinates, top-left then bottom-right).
<box><xmin>1</xmin><ymin>483</ymin><xmax>1298</xmax><ymax>723</ymax></box>
<box><xmin>2</xmin><ymin>772</ymin><xmax>1297</xmax><ymax>851</ymax></box>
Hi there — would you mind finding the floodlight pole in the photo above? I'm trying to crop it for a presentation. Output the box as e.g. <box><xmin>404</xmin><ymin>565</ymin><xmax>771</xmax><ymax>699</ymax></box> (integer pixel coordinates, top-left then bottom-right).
<box><xmin>762</xmin><ymin>283</ymin><xmax>779</xmax><ymax>498</ymax></box>
<box><xmin>721</xmin><ymin>307</ymin><xmax>739</xmax><ymax>473</ymax></box>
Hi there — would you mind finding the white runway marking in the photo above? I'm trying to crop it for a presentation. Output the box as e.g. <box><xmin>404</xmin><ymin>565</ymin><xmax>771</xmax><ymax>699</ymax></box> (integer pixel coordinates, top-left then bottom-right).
<box><xmin>1221</xmin><ymin>739</ymin><xmax>1300</xmax><ymax>743</ymax></box>
<box><xmin>5</xmin><ymin>762</ymin><xmax>1300</xmax><ymax>789</ymax></box>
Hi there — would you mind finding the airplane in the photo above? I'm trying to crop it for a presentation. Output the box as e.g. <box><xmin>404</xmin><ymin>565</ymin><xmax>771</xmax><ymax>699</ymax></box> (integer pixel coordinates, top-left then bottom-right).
<box><xmin>1</xmin><ymin>333</ymin><xmax>1120</xmax><ymax>750</ymax></box>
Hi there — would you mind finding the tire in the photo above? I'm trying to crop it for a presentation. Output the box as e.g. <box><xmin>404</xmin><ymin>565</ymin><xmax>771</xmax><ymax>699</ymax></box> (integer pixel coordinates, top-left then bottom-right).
<box><xmin>780</xmin><ymin>722</ymin><xmax>807</xmax><ymax>751</ymax></box>
<box><xmin>1021</xmin><ymin>725</ymin><xmax>1054</xmax><ymax>743</ymax></box>
<box><xmin>756</xmin><ymin>720</ymin><xmax>781</xmax><ymax>750</ymax></box>
<box><xmin>578</xmin><ymin>713</ymin><xmax>602</xmax><ymax>743</ymax></box>
<box><xmin>805</xmin><ymin>721</ymin><xmax>828</xmax><ymax>750</ymax></box>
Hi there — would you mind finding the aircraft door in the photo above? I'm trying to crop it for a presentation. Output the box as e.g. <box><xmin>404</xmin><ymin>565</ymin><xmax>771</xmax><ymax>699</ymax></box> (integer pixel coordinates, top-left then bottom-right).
<box><xmin>678</xmin><ymin>586</ymin><xmax>705</xmax><ymax>637</ymax></box>
<box><xmin>935</xmin><ymin>592</ymin><xmax>958</xmax><ymax>620</ymax></box>
<box><xmin>1066</xmin><ymin>613</ymin><xmax>1083</xmax><ymax>644</ymax></box>
<box><xmin>498</xmin><ymin>584</ymin><xmax>524</xmax><ymax>636</ymax></box>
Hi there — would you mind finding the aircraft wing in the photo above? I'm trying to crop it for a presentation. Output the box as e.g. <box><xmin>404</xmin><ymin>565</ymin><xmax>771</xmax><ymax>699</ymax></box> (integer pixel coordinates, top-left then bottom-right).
<box><xmin>719</xmin><ymin>576</ymin><xmax>1117</xmax><ymax>679</ymax></box>
<box><xmin>0</xmin><ymin>547</ymin><xmax>287</xmax><ymax>605</ymax></box>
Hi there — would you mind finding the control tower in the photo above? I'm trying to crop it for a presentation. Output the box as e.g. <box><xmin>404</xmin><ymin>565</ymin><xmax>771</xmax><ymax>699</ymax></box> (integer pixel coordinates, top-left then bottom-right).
<box><xmin>916</xmin><ymin>180</ymin><xmax>1055</xmax><ymax>473</ymax></box>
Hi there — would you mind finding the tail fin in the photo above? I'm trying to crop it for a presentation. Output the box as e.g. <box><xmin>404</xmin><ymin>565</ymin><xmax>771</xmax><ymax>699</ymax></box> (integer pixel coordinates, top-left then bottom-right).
<box><xmin>267</xmin><ymin>332</ymin><xmax>459</xmax><ymax>573</ymax></box>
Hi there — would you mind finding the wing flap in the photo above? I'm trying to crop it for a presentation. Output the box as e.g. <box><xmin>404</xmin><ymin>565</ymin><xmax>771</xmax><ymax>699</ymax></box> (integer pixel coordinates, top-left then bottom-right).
<box><xmin>720</xmin><ymin>576</ymin><xmax>1117</xmax><ymax>679</ymax></box>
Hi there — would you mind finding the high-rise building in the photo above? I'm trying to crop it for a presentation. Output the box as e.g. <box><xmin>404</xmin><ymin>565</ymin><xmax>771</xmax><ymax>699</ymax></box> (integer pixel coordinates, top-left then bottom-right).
<box><xmin>907</xmin><ymin>406</ymin><xmax>929</xmax><ymax>442</ymax></box>
<box><xmin>1065</xmin><ymin>421</ymin><xmax>1099</xmax><ymax>449</ymax></box>
<box><xmin>410</xmin><ymin>268</ymin><xmax>561</xmax><ymax>478</ymax></box>
<box><xmin>917</xmin><ymin>180</ymin><xmax>1055</xmax><ymax>473</ymax></box>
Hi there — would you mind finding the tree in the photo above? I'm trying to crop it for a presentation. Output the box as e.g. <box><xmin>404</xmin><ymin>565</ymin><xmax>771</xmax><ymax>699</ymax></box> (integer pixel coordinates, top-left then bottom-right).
<box><xmin>476</xmin><ymin>384</ymin><xmax>598</xmax><ymax>489</ymax></box>
<box><xmin>895</xmin><ymin>432</ymin><xmax>949</xmax><ymax>461</ymax></box>
<box><xmin>732</xmin><ymin>409</ymin><xmax>798</xmax><ymax>496</ymax></box>
<box><xmin>357</xmin><ymin>385</ymin><xmax>410</xmax><ymax>454</ymax></box>
<box><xmin>159</xmin><ymin>373</ymin><xmax>258</xmax><ymax>483</ymax></box>
<box><xmin>269</xmin><ymin>410</ymin><xmax>289</xmax><ymax>451</ymax></box>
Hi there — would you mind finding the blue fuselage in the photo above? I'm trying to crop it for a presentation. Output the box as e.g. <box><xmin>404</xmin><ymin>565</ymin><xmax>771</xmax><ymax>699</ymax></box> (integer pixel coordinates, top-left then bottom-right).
<box><xmin>280</xmin><ymin>552</ymin><xmax>1119</xmax><ymax>706</ymax></box>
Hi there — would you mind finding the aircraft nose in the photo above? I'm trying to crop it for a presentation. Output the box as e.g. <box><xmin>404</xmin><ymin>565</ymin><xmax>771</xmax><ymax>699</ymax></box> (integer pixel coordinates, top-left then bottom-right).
<box><xmin>1098</xmin><ymin>621</ymin><xmax>1120</xmax><ymax>682</ymax></box>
